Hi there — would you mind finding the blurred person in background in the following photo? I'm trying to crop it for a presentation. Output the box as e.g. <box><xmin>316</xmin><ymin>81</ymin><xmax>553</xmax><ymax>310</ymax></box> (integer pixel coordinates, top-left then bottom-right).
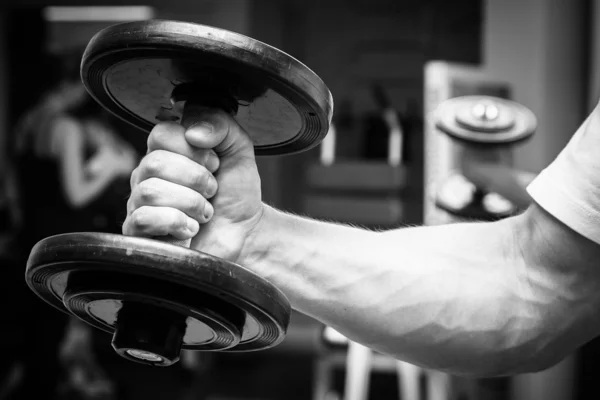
<box><xmin>10</xmin><ymin>47</ymin><xmax>138</xmax><ymax>400</ymax></box>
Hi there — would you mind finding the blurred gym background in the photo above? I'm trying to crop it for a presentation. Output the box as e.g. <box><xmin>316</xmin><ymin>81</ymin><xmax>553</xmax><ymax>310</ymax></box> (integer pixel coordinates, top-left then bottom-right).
<box><xmin>0</xmin><ymin>1</ymin><xmax>597</xmax><ymax>400</ymax></box>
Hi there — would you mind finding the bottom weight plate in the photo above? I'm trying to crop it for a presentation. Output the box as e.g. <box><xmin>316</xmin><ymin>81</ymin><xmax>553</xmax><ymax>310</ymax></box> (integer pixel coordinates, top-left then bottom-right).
<box><xmin>435</xmin><ymin>174</ymin><xmax>516</xmax><ymax>221</ymax></box>
<box><xmin>25</xmin><ymin>232</ymin><xmax>291</xmax><ymax>353</ymax></box>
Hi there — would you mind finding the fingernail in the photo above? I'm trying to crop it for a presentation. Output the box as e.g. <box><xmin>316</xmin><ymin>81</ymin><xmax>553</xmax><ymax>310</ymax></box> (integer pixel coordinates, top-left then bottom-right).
<box><xmin>188</xmin><ymin>122</ymin><xmax>213</xmax><ymax>136</ymax></box>
<box><xmin>204</xmin><ymin>202</ymin><xmax>214</xmax><ymax>220</ymax></box>
<box><xmin>187</xmin><ymin>218</ymin><xmax>199</xmax><ymax>235</ymax></box>
<box><xmin>207</xmin><ymin>175</ymin><xmax>218</xmax><ymax>197</ymax></box>
<box><xmin>206</xmin><ymin>152</ymin><xmax>220</xmax><ymax>172</ymax></box>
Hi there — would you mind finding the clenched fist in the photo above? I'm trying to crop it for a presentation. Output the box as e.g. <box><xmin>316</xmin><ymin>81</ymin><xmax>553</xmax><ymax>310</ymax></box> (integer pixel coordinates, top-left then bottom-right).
<box><xmin>123</xmin><ymin>108</ymin><xmax>264</xmax><ymax>263</ymax></box>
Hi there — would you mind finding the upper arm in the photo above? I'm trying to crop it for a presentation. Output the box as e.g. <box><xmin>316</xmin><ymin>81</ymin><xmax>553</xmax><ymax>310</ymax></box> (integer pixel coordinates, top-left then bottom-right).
<box><xmin>504</xmin><ymin>106</ymin><xmax>600</xmax><ymax>372</ymax></box>
<box><xmin>510</xmin><ymin>203</ymin><xmax>600</xmax><ymax>372</ymax></box>
<box><xmin>519</xmin><ymin>202</ymin><xmax>600</xmax><ymax>278</ymax></box>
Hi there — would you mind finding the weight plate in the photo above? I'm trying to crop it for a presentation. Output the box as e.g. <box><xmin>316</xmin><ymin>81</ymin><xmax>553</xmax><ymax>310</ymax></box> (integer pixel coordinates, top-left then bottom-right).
<box><xmin>81</xmin><ymin>19</ymin><xmax>334</xmax><ymax>155</ymax></box>
<box><xmin>435</xmin><ymin>174</ymin><xmax>516</xmax><ymax>221</ymax></box>
<box><xmin>25</xmin><ymin>232</ymin><xmax>291</xmax><ymax>353</ymax></box>
<box><xmin>435</xmin><ymin>95</ymin><xmax>537</xmax><ymax>145</ymax></box>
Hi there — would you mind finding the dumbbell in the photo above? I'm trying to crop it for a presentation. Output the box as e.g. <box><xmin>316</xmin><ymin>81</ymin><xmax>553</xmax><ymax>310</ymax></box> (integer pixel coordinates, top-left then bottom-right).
<box><xmin>433</xmin><ymin>95</ymin><xmax>537</xmax><ymax>221</ymax></box>
<box><xmin>25</xmin><ymin>20</ymin><xmax>333</xmax><ymax>366</ymax></box>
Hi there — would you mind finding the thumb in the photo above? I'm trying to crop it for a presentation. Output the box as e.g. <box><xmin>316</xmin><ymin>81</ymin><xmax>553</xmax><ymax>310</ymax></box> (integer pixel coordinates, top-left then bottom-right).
<box><xmin>182</xmin><ymin>105</ymin><xmax>254</xmax><ymax>157</ymax></box>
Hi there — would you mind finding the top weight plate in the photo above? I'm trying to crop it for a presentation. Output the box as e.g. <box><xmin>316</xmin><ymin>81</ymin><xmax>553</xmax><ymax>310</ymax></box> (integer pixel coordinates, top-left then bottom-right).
<box><xmin>435</xmin><ymin>95</ymin><xmax>537</xmax><ymax>146</ymax></box>
<box><xmin>81</xmin><ymin>19</ymin><xmax>334</xmax><ymax>155</ymax></box>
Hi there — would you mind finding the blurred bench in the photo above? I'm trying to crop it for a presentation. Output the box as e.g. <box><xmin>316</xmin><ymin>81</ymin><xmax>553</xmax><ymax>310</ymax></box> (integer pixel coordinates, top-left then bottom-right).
<box><xmin>303</xmin><ymin>161</ymin><xmax>407</xmax><ymax>228</ymax></box>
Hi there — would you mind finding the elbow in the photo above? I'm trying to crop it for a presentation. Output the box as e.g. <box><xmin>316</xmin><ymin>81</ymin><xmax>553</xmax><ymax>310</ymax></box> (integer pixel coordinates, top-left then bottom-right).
<box><xmin>514</xmin><ymin>355</ymin><xmax>569</xmax><ymax>375</ymax></box>
<box><xmin>391</xmin><ymin>333</ymin><xmax>559</xmax><ymax>378</ymax></box>
<box><xmin>445</xmin><ymin>346</ymin><xmax>564</xmax><ymax>379</ymax></box>
<box><xmin>452</xmin><ymin>320</ymin><xmax>577</xmax><ymax>378</ymax></box>
<box><xmin>481</xmin><ymin>351</ymin><xmax>569</xmax><ymax>378</ymax></box>
<box><xmin>431</xmin><ymin>316</ymin><xmax>570</xmax><ymax>378</ymax></box>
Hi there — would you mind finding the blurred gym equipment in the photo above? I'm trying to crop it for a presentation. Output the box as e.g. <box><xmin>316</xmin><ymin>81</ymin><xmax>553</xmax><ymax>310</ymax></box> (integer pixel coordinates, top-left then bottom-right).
<box><xmin>307</xmin><ymin>86</ymin><xmax>420</xmax><ymax>400</ymax></box>
<box><xmin>423</xmin><ymin>61</ymin><xmax>539</xmax><ymax>400</ymax></box>
<box><xmin>434</xmin><ymin>95</ymin><xmax>537</xmax><ymax>221</ymax></box>
<box><xmin>305</xmin><ymin>84</ymin><xmax>407</xmax><ymax>229</ymax></box>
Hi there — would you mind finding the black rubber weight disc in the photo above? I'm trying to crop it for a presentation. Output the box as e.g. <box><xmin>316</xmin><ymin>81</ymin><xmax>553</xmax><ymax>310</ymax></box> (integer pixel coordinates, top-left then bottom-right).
<box><xmin>25</xmin><ymin>232</ymin><xmax>291</xmax><ymax>352</ymax></box>
<box><xmin>81</xmin><ymin>19</ymin><xmax>333</xmax><ymax>155</ymax></box>
<box><xmin>435</xmin><ymin>95</ymin><xmax>537</xmax><ymax>145</ymax></box>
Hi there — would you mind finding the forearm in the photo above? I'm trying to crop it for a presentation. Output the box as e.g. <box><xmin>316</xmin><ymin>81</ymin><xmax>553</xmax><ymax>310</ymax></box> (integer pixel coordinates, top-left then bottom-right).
<box><xmin>242</xmin><ymin>204</ymin><xmax>600</xmax><ymax>376</ymax></box>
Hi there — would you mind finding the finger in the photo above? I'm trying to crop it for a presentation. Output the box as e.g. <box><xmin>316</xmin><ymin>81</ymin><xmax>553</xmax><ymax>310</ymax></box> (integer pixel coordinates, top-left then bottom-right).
<box><xmin>130</xmin><ymin>150</ymin><xmax>218</xmax><ymax>199</ymax></box>
<box><xmin>127</xmin><ymin>177</ymin><xmax>215</xmax><ymax>223</ymax></box>
<box><xmin>147</xmin><ymin>122</ymin><xmax>220</xmax><ymax>173</ymax></box>
<box><xmin>182</xmin><ymin>106</ymin><xmax>254</xmax><ymax>157</ymax></box>
<box><xmin>123</xmin><ymin>206</ymin><xmax>200</xmax><ymax>240</ymax></box>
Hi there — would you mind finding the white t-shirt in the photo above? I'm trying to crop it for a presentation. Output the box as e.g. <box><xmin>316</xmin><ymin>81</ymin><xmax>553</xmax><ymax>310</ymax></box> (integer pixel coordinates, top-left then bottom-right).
<box><xmin>527</xmin><ymin>109</ymin><xmax>600</xmax><ymax>245</ymax></box>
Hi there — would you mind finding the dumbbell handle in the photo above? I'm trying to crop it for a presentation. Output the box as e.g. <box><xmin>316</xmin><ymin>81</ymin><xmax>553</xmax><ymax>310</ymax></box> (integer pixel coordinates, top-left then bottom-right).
<box><xmin>152</xmin><ymin>101</ymin><xmax>222</xmax><ymax>248</ymax></box>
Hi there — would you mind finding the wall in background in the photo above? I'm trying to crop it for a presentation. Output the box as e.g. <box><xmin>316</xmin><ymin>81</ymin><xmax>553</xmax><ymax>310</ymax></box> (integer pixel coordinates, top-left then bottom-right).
<box><xmin>247</xmin><ymin>0</ymin><xmax>482</xmax><ymax>219</ymax></box>
<box><xmin>483</xmin><ymin>0</ymin><xmax>587</xmax><ymax>174</ymax></box>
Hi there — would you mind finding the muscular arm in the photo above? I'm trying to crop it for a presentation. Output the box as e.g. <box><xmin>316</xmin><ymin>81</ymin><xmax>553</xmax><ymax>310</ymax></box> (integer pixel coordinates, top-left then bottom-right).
<box><xmin>241</xmin><ymin>202</ymin><xmax>600</xmax><ymax>377</ymax></box>
<box><xmin>125</xmin><ymin>114</ymin><xmax>600</xmax><ymax>378</ymax></box>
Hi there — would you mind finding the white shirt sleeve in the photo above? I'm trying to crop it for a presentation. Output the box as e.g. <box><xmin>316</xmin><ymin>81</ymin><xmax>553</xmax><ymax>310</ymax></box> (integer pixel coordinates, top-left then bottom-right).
<box><xmin>527</xmin><ymin>108</ymin><xmax>600</xmax><ymax>245</ymax></box>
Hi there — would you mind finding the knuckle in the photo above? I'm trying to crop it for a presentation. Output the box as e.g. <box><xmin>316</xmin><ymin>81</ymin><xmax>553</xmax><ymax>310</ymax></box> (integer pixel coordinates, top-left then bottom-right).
<box><xmin>136</xmin><ymin>179</ymin><xmax>160</xmax><ymax>203</ymax></box>
<box><xmin>129</xmin><ymin>167</ymin><xmax>139</xmax><ymax>189</ymax></box>
<box><xmin>148</xmin><ymin>122</ymin><xmax>182</xmax><ymax>149</ymax></box>
<box><xmin>126</xmin><ymin>195</ymin><xmax>136</xmax><ymax>215</ymax></box>
<box><xmin>142</xmin><ymin>153</ymin><xmax>164</xmax><ymax>177</ymax></box>
<box><xmin>129</xmin><ymin>207</ymin><xmax>167</xmax><ymax>236</ymax></box>
<box><xmin>175</xmin><ymin>214</ymin><xmax>189</xmax><ymax>232</ymax></box>
<box><xmin>129</xmin><ymin>207</ymin><xmax>151</xmax><ymax>230</ymax></box>
<box><xmin>147</xmin><ymin>128</ymin><xmax>161</xmax><ymax>150</ymax></box>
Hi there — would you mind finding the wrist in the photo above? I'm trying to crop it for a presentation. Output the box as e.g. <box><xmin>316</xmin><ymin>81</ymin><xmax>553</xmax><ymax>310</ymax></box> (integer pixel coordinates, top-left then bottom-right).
<box><xmin>239</xmin><ymin>203</ymin><xmax>277</xmax><ymax>269</ymax></box>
